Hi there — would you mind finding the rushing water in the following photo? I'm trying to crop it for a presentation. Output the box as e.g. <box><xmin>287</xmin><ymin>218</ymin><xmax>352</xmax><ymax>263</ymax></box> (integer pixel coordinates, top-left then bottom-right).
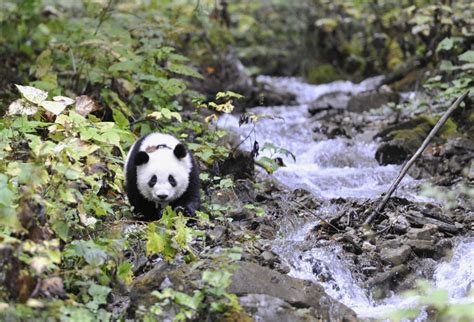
<box><xmin>219</xmin><ymin>76</ymin><xmax>474</xmax><ymax>318</ymax></box>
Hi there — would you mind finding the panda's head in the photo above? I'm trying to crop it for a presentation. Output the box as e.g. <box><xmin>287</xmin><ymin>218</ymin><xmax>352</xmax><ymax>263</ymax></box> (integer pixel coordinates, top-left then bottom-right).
<box><xmin>134</xmin><ymin>138</ymin><xmax>192</xmax><ymax>205</ymax></box>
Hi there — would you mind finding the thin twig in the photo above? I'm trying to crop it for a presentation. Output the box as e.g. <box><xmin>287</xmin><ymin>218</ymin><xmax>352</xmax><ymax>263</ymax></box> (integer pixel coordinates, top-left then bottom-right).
<box><xmin>365</xmin><ymin>90</ymin><xmax>470</xmax><ymax>225</ymax></box>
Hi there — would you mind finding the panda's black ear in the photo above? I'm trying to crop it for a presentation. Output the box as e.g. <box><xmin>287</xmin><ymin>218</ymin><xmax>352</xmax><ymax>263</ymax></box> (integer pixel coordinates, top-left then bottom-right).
<box><xmin>135</xmin><ymin>151</ymin><xmax>149</xmax><ymax>166</ymax></box>
<box><xmin>173</xmin><ymin>144</ymin><xmax>187</xmax><ymax>159</ymax></box>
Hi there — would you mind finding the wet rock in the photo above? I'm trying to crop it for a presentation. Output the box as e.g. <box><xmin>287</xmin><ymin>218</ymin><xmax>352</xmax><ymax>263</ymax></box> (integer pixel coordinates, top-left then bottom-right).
<box><xmin>210</xmin><ymin>188</ymin><xmax>251</xmax><ymax>220</ymax></box>
<box><xmin>374</xmin><ymin>142</ymin><xmax>410</xmax><ymax>165</ymax></box>
<box><xmin>239</xmin><ymin>293</ymin><xmax>320</xmax><ymax>322</ymax></box>
<box><xmin>367</xmin><ymin>265</ymin><xmax>408</xmax><ymax>300</ymax></box>
<box><xmin>380</xmin><ymin>245</ymin><xmax>412</xmax><ymax>266</ymax></box>
<box><xmin>257</xmin><ymin>223</ymin><xmax>277</xmax><ymax>240</ymax></box>
<box><xmin>261</xmin><ymin>250</ymin><xmax>276</xmax><ymax>262</ymax></box>
<box><xmin>407</xmin><ymin>224</ymin><xmax>437</xmax><ymax>240</ymax></box>
<box><xmin>308</xmin><ymin>91</ymin><xmax>351</xmax><ymax>116</ymax></box>
<box><xmin>313</xmin><ymin>123</ymin><xmax>351</xmax><ymax>139</ymax></box>
<box><xmin>208</xmin><ymin>225</ymin><xmax>226</xmax><ymax>242</ymax></box>
<box><xmin>188</xmin><ymin>50</ymin><xmax>295</xmax><ymax>113</ymax></box>
<box><xmin>406</xmin><ymin>239</ymin><xmax>436</xmax><ymax>257</ymax></box>
<box><xmin>362</xmin><ymin>241</ymin><xmax>376</xmax><ymax>252</ymax></box>
<box><xmin>404</xmin><ymin>211</ymin><xmax>460</xmax><ymax>234</ymax></box>
<box><xmin>374</xmin><ymin>116</ymin><xmax>459</xmax><ymax>166</ymax></box>
<box><xmin>228</xmin><ymin>261</ymin><xmax>357</xmax><ymax>321</ymax></box>
<box><xmin>129</xmin><ymin>261</ymin><xmax>182</xmax><ymax>311</ymax></box>
<box><xmin>347</xmin><ymin>87</ymin><xmax>399</xmax><ymax>113</ymax></box>
<box><xmin>256</xmin><ymin>82</ymin><xmax>297</xmax><ymax>107</ymax></box>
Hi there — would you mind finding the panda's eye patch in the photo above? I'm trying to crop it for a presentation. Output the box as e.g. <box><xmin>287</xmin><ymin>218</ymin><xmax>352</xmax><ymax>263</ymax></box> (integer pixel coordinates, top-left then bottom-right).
<box><xmin>148</xmin><ymin>175</ymin><xmax>157</xmax><ymax>187</ymax></box>
<box><xmin>168</xmin><ymin>175</ymin><xmax>177</xmax><ymax>187</ymax></box>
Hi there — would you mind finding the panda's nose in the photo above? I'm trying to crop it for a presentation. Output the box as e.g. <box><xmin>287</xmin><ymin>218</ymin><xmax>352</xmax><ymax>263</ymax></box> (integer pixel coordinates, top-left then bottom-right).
<box><xmin>157</xmin><ymin>194</ymin><xmax>168</xmax><ymax>200</ymax></box>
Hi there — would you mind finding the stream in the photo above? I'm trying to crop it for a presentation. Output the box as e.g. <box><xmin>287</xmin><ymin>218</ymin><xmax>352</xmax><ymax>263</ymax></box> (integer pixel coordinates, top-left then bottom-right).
<box><xmin>219</xmin><ymin>76</ymin><xmax>474</xmax><ymax>319</ymax></box>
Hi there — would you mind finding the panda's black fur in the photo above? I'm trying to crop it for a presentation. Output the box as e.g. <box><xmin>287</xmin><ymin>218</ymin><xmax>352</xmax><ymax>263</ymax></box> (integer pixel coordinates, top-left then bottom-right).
<box><xmin>124</xmin><ymin>133</ymin><xmax>200</xmax><ymax>221</ymax></box>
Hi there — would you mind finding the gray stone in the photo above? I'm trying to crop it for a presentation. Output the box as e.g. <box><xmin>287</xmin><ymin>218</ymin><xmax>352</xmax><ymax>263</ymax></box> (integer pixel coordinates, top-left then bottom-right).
<box><xmin>228</xmin><ymin>261</ymin><xmax>357</xmax><ymax>321</ymax></box>
<box><xmin>407</xmin><ymin>224</ymin><xmax>437</xmax><ymax>240</ymax></box>
<box><xmin>261</xmin><ymin>250</ymin><xmax>276</xmax><ymax>261</ymax></box>
<box><xmin>366</xmin><ymin>265</ymin><xmax>409</xmax><ymax>300</ymax></box>
<box><xmin>380</xmin><ymin>245</ymin><xmax>412</xmax><ymax>265</ymax></box>
<box><xmin>239</xmin><ymin>293</ymin><xmax>320</xmax><ymax>322</ymax></box>
<box><xmin>308</xmin><ymin>91</ymin><xmax>351</xmax><ymax>115</ymax></box>
<box><xmin>347</xmin><ymin>89</ymin><xmax>400</xmax><ymax>113</ymax></box>
<box><xmin>406</xmin><ymin>239</ymin><xmax>436</xmax><ymax>257</ymax></box>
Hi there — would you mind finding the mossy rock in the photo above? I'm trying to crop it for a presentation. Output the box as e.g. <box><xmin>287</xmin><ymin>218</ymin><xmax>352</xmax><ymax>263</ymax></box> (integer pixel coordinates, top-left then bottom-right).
<box><xmin>306</xmin><ymin>64</ymin><xmax>342</xmax><ymax>84</ymax></box>
<box><xmin>375</xmin><ymin>116</ymin><xmax>459</xmax><ymax>165</ymax></box>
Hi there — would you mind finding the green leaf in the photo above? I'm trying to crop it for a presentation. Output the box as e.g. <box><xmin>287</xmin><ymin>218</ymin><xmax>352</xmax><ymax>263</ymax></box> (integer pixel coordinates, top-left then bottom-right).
<box><xmin>202</xmin><ymin>270</ymin><xmax>232</xmax><ymax>296</ymax></box>
<box><xmin>439</xmin><ymin>60</ymin><xmax>455</xmax><ymax>71</ymax></box>
<box><xmin>52</xmin><ymin>220</ymin><xmax>70</xmax><ymax>241</ymax></box>
<box><xmin>215</xmin><ymin>91</ymin><xmax>244</xmax><ymax>100</ymax></box>
<box><xmin>112</xmin><ymin>109</ymin><xmax>129</xmax><ymax>129</ymax></box>
<box><xmin>174</xmin><ymin>291</ymin><xmax>203</xmax><ymax>310</ymax></box>
<box><xmin>72</xmin><ymin>240</ymin><xmax>108</xmax><ymax>266</ymax></box>
<box><xmin>146</xmin><ymin>223</ymin><xmax>170</xmax><ymax>257</ymax></box>
<box><xmin>0</xmin><ymin>174</ymin><xmax>14</xmax><ymax>207</ymax></box>
<box><xmin>160</xmin><ymin>108</ymin><xmax>182</xmax><ymax>122</ymax></box>
<box><xmin>459</xmin><ymin>50</ymin><xmax>474</xmax><ymax>63</ymax></box>
<box><xmin>109</xmin><ymin>60</ymin><xmax>138</xmax><ymax>73</ymax></box>
<box><xmin>257</xmin><ymin>156</ymin><xmax>281</xmax><ymax>174</ymax></box>
<box><xmin>157</xmin><ymin>78</ymin><xmax>186</xmax><ymax>96</ymax></box>
<box><xmin>118</xmin><ymin>261</ymin><xmax>134</xmax><ymax>285</ymax></box>
<box><xmin>436</xmin><ymin>37</ymin><xmax>454</xmax><ymax>52</ymax></box>
<box><xmin>87</xmin><ymin>284</ymin><xmax>111</xmax><ymax>311</ymax></box>
<box><xmin>167</xmin><ymin>63</ymin><xmax>203</xmax><ymax>79</ymax></box>
<box><xmin>174</xmin><ymin>215</ymin><xmax>191</xmax><ymax>248</ymax></box>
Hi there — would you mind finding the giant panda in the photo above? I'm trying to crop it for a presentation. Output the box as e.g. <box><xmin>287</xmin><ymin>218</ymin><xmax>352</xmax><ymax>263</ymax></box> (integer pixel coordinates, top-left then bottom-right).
<box><xmin>124</xmin><ymin>132</ymin><xmax>200</xmax><ymax>221</ymax></box>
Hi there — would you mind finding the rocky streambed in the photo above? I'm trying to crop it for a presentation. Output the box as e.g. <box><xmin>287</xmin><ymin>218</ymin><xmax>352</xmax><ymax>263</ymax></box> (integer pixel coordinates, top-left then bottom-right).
<box><xmin>124</xmin><ymin>76</ymin><xmax>473</xmax><ymax>321</ymax></box>
<box><xmin>217</xmin><ymin>76</ymin><xmax>474</xmax><ymax>320</ymax></box>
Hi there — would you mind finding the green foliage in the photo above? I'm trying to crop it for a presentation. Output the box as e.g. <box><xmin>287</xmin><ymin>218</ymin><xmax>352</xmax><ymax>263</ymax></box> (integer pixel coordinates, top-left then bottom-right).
<box><xmin>229</xmin><ymin>1</ymin><xmax>473</xmax><ymax>82</ymax></box>
<box><xmin>147</xmin><ymin>247</ymin><xmax>243</xmax><ymax>321</ymax></box>
<box><xmin>390</xmin><ymin>281</ymin><xmax>474</xmax><ymax>321</ymax></box>
<box><xmin>146</xmin><ymin>207</ymin><xmax>201</xmax><ymax>262</ymax></box>
<box><xmin>0</xmin><ymin>1</ymin><xmax>238</xmax><ymax>319</ymax></box>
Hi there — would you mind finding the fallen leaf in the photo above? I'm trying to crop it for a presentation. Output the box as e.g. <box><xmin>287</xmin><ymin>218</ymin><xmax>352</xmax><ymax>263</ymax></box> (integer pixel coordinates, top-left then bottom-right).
<box><xmin>79</xmin><ymin>212</ymin><xmax>98</xmax><ymax>226</ymax></box>
<box><xmin>75</xmin><ymin>95</ymin><xmax>99</xmax><ymax>116</ymax></box>
<box><xmin>40</xmin><ymin>100</ymin><xmax>68</xmax><ymax>115</ymax></box>
<box><xmin>26</xmin><ymin>299</ymin><xmax>45</xmax><ymax>308</ymax></box>
<box><xmin>53</xmin><ymin>95</ymin><xmax>75</xmax><ymax>106</ymax></box>
<box><xmin>8</xmin><ymin>99</ymin><xmax>38</xmax><ymax>116</ymax></box>
<box><xmin>15</xmin><ymin>85</ymin><xmax>48</xmax><ymax>104</ymax></box>
<box><xmin>40</xmin><ymin>276</ymin><xmax>66</xmax><ymax>298</ymax></box>
<box><xmin>31</xmin><ymin>256</ymin><xmax>49</xmax><ymax>274</ymax></box>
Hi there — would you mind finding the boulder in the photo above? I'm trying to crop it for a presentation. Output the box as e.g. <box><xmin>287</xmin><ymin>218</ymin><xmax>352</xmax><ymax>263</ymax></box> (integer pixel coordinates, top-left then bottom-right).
<box><xmin>308</xmin><ymin>91</ymin><xmax>351</xmax><ymax>116</ymax></box>
<box><xmin>347</xmin><ymin>88</ymin><xmax>399</xmax><ymax>113</ymax></box>
<box><xmin>380</xmin><ymin>245</ymin><xmax>412</xmax><ymax>266</ymax></box>
<box><xmin>239</xmin><ymin>293</ymin><xmax>320</xmax><ymax>322</ymax></box>
<box><xmin>228</xmin><ymin>261</ymin><xmax>357</xmax><ymax>321</ymax></box>
<box><xmin>406</xmin><ymin>225</ymin><xmax>437</xmax><ymax>240</ymax></box>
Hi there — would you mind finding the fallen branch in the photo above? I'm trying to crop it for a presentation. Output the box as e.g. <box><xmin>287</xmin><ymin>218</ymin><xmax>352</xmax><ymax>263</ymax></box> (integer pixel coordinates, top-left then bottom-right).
<box><xmin>365</xmin><ymin>90</ymin><xmax>470</xmax><ymax>225</ymax></box>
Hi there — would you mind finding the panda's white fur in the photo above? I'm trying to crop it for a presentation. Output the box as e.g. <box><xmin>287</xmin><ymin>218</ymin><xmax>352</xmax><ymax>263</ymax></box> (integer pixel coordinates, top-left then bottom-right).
<box><xmin>124</xmin><ymin>133</ymin><xmax>200</xmax><ymax>220</ymax></box>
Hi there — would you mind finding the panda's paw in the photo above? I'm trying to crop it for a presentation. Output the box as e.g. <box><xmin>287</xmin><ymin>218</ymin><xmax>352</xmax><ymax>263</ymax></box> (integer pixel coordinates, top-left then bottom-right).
<box><xmin>174</xmin><ymin>206</ymin><xmax>186</xmax><ymax>215</ymax></box>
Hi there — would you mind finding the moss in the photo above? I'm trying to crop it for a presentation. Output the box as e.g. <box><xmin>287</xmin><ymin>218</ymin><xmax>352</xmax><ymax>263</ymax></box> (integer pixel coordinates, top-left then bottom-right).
<box><xmin>306</xmin><ymin>64</ymin><xmax>342</xmax><ymax>84</ymax></box>
<box><xmin>389</xmin><ymin>116</ymin><xmax>458</xmax><ymax>153</ymax></box>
